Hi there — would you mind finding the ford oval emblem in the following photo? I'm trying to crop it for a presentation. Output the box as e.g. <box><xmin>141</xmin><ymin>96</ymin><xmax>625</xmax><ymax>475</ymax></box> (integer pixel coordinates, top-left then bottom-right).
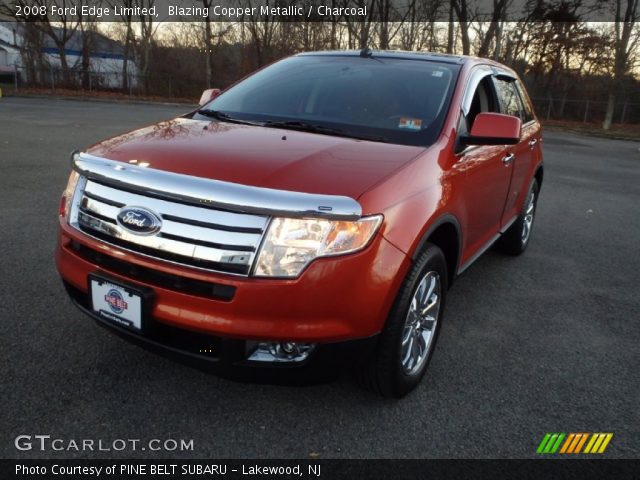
<box><xmin>116</xmin><ymin>206</ymin><xmax>162</xmax><ymax>236</ymax></box>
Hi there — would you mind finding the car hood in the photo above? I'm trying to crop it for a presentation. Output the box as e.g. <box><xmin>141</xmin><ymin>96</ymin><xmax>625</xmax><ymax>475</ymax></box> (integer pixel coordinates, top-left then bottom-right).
<box><xmin>86</xmin><ymin>118</ymin><xmax>425</xmax><ymax>199</ymax></box>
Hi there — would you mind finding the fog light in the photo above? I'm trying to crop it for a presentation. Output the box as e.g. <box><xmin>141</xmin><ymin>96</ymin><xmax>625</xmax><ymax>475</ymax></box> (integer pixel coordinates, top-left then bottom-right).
<box><xmin>247</xmin><ymin>341</ymin><xmax>315</xmax><ymax>363</ymax></box>
<box><xmin>281</xmin><ymin>342</ymin><xmax>297</xmax><ymax>354</ymax></box>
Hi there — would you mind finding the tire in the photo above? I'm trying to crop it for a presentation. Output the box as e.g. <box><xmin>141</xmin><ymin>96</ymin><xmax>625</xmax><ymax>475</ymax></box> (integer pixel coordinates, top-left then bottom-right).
<box><xmin>497</xmin><ymin>178</ymin><xmax>539</xmax><ymax>255</ymax></box>
<box><xmin>356</xmin><ymin>243</ymin><xmax>448</xmax><ymax>398</ymax></box>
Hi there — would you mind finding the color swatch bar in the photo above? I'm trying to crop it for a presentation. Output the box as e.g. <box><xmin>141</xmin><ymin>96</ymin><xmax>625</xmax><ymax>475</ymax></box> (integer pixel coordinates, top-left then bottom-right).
<box><xmin>537</xmin><ymin>433</ymin><xmax>613</xmax><ymax>454</ymax></box>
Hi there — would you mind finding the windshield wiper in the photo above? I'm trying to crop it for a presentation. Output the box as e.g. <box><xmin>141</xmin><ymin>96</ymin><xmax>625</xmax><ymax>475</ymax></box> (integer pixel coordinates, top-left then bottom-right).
<box><xmin>197</xmin><ymin>109</ymin><xmax>262</xmax><ymax>126</ymax></box>
<box><xmin>263</xmin><ymin>120</ymin><xmax>388</xmax><ymax>143</ymax></box>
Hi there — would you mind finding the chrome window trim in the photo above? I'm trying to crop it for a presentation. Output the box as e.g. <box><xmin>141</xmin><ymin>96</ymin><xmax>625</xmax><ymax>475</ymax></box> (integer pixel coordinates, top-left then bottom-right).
<box><xmin>460</xmin><ymin>65</ymin><xmax>495</xmax><ymax>117</ymax></box>
<box><xmin>73</xmin><ymin>152</ymin><xmax>362</xmax><ymax>221</ymax></box>
<box><xmin>460</xmin><ymin>65</ymin><xmax>518</xmax><ymax>117</ymax></box>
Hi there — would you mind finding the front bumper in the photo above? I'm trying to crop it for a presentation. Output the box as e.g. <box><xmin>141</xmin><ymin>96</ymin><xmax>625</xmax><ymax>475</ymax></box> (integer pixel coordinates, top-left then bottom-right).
<box><xmin>56</xmin><ymin>219</ymin><xmax>410</xmax><ymax>372</ymax></box>
<box><xmin>62</xmin><ymin>279</ymin><xmax>378</xmax><ymax>382</ymax></box>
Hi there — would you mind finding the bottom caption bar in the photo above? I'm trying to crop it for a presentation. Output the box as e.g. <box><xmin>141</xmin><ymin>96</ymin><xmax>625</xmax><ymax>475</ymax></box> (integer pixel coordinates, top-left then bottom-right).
<box><xmin>3</xmin><ymin>459</ymin><xmax>640</xmax><ymax>479</ymax></box>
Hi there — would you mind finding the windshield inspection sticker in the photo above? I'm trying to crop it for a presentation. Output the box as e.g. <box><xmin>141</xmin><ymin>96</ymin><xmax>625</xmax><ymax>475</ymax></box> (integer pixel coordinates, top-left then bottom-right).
<box><xmin>398</xmin><ymin>117</ymin><xmax>423</xmax><ymax>131</ymax></box>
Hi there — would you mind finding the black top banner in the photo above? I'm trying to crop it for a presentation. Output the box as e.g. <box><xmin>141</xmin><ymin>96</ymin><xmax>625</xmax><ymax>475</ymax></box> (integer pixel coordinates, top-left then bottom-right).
<box><xmin>0</xmin><ymin>0</ymin><xmax>632</xmax><ymax>23</ymax></box>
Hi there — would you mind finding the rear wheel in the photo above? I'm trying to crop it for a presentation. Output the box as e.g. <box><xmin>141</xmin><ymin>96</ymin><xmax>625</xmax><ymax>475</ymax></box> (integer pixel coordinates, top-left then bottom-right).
<box><xmin>357</xmin><ymin>244</ymin><xmax>447</xmax><ymax>398</ymax></box>
<box><xmin>497</xmin><ymin>179</ymin><xmax>539</xmax><ymax>255</ymax></box>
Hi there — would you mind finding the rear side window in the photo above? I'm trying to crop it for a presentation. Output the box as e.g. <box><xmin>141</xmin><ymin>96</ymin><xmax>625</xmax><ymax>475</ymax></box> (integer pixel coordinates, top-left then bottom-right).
<box><xmin>515</xmin><ymin>80</ymin><xmax>536</xmax><ymax>123</ymax></box>
<box><xmin>492</xmin><ymin>77</ymin><xmax>523</xmax><ymax>119</ymax></box>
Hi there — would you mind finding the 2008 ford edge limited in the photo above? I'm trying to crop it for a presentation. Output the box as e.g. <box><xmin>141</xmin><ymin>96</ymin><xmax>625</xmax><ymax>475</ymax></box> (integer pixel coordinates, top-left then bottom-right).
<box><xmin>56</xmin><ymin>50</ymin><xmax>543</xmax><ymax>397</ymax></box>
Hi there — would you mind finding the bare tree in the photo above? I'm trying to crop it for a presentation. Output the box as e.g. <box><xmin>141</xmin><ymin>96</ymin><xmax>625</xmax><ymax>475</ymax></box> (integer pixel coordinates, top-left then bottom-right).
<box><xmin>342</xmin><ymin>0</ymin><xmax>376</xmax><ymax>49</ymax></box>
<box><xmin>239</xmin><ymin>0</ymin><xmax>281</xmax><ymax>67</ymax></box>
<box><xmin>374</xmin><ymin>0</ymin><xmax>423</xmax><ymax>49</ymax></box>
<box><xmin>451</xmin><ymin>0</ymin><xmax>471</xmax><ymax>55</ymax></box>
<box><xmin>202</xmin><ymin>0</ymin><xmax>214</xmax><ymax>87</ymax></box>
<box><xmin>19</xmin><ymin>23</ymin><xmax>47</xmax><ymax>83</ymax></box>
<box><xmin>79</xmin><ymin>1</ymin><xmax>103</xmax><ymax>89</ymax></box>
<box><xmin>106</xmin><ymin>0</ymin><xmax>135</xmax><ymax>90</ymax></box>
<box><xmin>398</xmin><ymin>0</ymin><xmax>444</xmax><ymax>51</ymax></box>
<box><xmin>9</xmin><ymin>0</ymin><xmax>80</xmax><ymax>85</ymax></box>
<box><xmin>136</xmin><ymin>0</ymin><xmax>159</xmax><ymax>94</ymax></box>
<box><xmin>446</xmin><ymin>2</ymin><xmax>455</xmax><ymax>53</ymax></box>
<box><xmin>603</xmin><ymin>0</ymin><xmax>639</xmax><ymax>129</ymax></box>
<box><xmin>476</xmin><ymin>0</ymin><xmax>512</xmax><ymax>57</ymax></box>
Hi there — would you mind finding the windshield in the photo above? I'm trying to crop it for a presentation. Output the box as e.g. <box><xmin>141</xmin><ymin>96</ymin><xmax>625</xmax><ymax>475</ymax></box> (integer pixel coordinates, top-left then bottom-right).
<box><xmin>195</xmin><ymin>55</ymin><xmax>460</xmax><ymax>147</ymax></box>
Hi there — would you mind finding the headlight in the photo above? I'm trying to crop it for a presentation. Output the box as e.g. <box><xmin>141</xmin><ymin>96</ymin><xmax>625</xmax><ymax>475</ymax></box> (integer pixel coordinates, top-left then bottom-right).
<box><xmin>254</xmin><ymin>215</ymin><xmax>382</xmax><ymax>277</ymax></box>
<box><xmin>59</xmin><ymin>170</ymin><xmax>80</xmax><ymax>220</ymax></box>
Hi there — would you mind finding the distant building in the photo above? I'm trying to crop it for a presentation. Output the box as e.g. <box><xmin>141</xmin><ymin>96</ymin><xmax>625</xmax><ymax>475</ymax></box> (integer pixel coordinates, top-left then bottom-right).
<box><xmin>0</xmin><ymin>22</ymin><xmax>137</xmax><ymax>88</ymax></box>
<box><xmin>0</xmin><ymin>17</ymin><xmax>20</xmax><ymax>77</ymax></box>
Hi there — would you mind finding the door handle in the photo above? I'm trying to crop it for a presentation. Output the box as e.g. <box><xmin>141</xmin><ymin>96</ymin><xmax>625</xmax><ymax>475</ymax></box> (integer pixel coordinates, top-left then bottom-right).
<box><xmin>528</xmin><ymin>139</ymin><xmax>538</xmax><ymax>148</ymax></box>
<box><xmin>502</xmin><ymin>153</ymin><xmax>515</xmax><ymax>165</ymax></box>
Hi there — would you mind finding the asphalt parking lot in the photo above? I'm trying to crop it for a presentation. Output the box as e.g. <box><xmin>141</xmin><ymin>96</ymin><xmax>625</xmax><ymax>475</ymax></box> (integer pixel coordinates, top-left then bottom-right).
<box><xmin>1</xmin><ymin>97</ymin><xmax>639</xmax><ymax>459</ymax></box>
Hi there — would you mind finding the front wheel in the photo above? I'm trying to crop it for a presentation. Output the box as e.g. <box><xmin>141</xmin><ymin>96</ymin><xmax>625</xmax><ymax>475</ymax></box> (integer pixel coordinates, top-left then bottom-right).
<box><xmin>356</xmin><ymin>244</ymin><xmax>448</xmax><ymax>398</ymax></box>
<box><xmin>497</xmin><ymin>179</ymin><xmax>539</xmax><ymax>255</ymax></box>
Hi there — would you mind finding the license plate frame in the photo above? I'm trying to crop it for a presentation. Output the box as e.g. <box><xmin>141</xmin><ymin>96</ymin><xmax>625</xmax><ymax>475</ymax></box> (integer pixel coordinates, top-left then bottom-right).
<box><xmin>88</xmin><ymin>273</ymin><xmax>153</xmax><ymax>333</ymax></box>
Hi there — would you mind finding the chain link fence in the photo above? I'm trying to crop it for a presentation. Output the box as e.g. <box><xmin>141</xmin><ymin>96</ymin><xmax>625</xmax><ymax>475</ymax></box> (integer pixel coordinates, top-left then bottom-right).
<box><xmin>0</xmin><ymin>65</ymin><xmax>201</xmax><ymax>101</ymax></box>
<box><xmin>532</xmin><ymin>97</ymin><xmax>640</xmax><ymax>125</ymax></box>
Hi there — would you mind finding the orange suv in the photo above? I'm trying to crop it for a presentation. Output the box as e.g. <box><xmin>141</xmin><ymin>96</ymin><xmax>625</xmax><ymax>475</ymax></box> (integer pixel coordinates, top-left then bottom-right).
<box><xmin>56</xmin><ymin>50</ymin><xmax>543</xmax><ymax>397</ymax></box>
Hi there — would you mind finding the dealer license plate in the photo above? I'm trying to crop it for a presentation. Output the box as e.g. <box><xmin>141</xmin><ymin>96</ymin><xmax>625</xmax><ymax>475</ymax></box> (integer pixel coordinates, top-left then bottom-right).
<box><xmin>90</xmin><ymin>275</ymin><xmax>143</xmax><ymax>331</ymax></box>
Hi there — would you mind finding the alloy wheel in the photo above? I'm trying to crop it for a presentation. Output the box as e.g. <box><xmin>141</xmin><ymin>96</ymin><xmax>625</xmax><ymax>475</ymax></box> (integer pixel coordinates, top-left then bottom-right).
<box><xmin>521</xmin><ymin>191</ymin><xmax>536</xmax><ymax>244</ymax></box>
<box><xmin>401</xmin><ymin>271</ymin><xmax>441</xmax><ymax>375</ymax></box>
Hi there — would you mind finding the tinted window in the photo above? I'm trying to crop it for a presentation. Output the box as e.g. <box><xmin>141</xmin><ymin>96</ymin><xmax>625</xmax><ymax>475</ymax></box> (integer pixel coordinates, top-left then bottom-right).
<box><xmin>515</xmin><ymin>80</ymin><xmax>536</xmax><ymax>123</ymax></box>
<box><xmin>493</xmin><ymin>78</ymin><xmax>523</xmax><ymax>119</ymax></box>
<box><xmin>196</xmin><ymin>55</ymin><xmax>461</xmax><ymax>147</ymax></box>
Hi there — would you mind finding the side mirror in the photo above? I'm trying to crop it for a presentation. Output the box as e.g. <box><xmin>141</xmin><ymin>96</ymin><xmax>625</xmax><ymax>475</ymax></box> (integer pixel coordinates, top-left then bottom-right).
<box><xmin>461</xmin><ymin>112</ymin><xmax>521</xmax><ymax>146</ymax></box>
<box><xmin>199</xmin><ymin>88</ymin><xmax>221</xmax><ymax>106</ymax></box>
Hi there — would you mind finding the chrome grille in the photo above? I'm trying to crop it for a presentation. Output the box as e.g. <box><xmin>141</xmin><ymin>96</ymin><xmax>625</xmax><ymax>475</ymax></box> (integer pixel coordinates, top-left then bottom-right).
<box><xmin>72</xmin><ymin>179</ymin><xmax>269</xmax><ymax>275</ymax></box>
